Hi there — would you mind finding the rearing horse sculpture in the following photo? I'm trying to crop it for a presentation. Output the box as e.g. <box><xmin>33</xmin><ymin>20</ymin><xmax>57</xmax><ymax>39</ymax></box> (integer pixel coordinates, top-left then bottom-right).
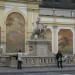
<box><xmin>31</xmin><ymin>18</ymin><xmax>47</xmax><ymax>39</ymax></box>
<box><xmin>31</xmin><ymin>24</ymin><xmax>47</xmax><ymax>39</ymax></box>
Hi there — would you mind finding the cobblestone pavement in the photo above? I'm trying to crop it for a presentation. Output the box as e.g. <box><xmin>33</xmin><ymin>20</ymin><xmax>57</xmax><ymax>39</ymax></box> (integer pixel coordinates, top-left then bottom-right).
<box><xmin>0</xmin><ymin>72</ymin><xmax>74</xmax><ymax>75</ymax></box>
<box><xmin>0</xmin><ymin>67</ymin><xmax>75</xmax><ymax>75</ymax></box>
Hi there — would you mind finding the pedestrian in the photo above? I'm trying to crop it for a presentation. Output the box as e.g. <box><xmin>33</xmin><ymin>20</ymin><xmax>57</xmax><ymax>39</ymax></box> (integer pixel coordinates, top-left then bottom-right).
<box><xmin>56</xmin><ymin>50</ymin><xmax>63</xmax><ymax>68</ymax></box>
<box><xmin>17</xmin><ymin>50</ymin><xmax>23</xmax><ymax>69</ymax></box>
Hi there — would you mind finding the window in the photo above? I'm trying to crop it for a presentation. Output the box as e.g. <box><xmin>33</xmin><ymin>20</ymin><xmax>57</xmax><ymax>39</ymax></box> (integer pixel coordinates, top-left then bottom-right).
<box><xmin>54</xmin><ymin>0</ymin><xmax>60</xmax><ymax>2</ymax></box>
<box><xmin>72</xmin><ymin>0</ymin><xmax>75</xmax><ymax>3</ymax></box>
<box><xmin>42</xmin><ymin>0</ymin><xmax>53</xmax><ymax>3</ymax></box>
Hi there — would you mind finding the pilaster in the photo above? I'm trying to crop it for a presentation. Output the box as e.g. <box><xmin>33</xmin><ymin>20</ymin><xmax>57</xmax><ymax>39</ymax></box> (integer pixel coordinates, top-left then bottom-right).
<box><xmin>52</xmin><ymin>26</ymin><xmax>58</xmax><ymax>54</ymax></box>
<box><xmin>73</xmin><ymin>27</ymin><xmax>75</xmax><ymax>54</ymax></box>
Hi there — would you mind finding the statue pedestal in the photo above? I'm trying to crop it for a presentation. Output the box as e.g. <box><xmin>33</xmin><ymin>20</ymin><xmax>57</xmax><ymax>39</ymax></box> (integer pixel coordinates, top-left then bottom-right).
<box><xmin>28</xmin><ymin>39</ymin><xmax>50</xmax><ymax>57</ymax></box>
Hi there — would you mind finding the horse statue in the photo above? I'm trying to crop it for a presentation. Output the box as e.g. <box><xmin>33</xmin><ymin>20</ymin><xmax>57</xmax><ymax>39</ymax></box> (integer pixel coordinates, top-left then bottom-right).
<box><xmin>31</xmin><ymin>18</ymin><xmax>47</xmax><ymax>39</ymax></box>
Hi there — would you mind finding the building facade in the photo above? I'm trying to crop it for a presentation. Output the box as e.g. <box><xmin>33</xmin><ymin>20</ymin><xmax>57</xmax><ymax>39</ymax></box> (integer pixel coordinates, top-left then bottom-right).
<box><xmin>0</xmin><ymin>0</ymin><xmax>75</xmax><ymax>56</ymax></box>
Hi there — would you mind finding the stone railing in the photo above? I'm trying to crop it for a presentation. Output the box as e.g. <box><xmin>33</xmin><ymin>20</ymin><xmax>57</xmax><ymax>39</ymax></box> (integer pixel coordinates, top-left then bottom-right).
<box><xmin>0</xmin><ymin>55</ymin><xmax>75</xmax><ymax>67</ymax></box>
<box><xmin>22</xmin><ymin>56</ymin><xmax>56</xmax><ymax>67</ymax></box>
<box><xmin>10</xmin><ymin>56</ymin><xmax>56</xmax><ymax>67</ymax></box>
<box><xmin>10</xmin><ymin>55</ymin><xmax>75</xmax><ymax>67</ymax></box>
<box><xmin>0</xmin><ymin>55</ymin><xmax>10</xmax><ymax>67</ymax></box>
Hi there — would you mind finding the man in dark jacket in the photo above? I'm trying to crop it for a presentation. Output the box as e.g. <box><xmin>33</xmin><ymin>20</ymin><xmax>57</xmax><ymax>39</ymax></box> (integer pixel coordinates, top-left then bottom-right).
<box><xmin>56</xmin><ymin>50</ymin><xmax>63</xmax><ymax>68</ymax></box>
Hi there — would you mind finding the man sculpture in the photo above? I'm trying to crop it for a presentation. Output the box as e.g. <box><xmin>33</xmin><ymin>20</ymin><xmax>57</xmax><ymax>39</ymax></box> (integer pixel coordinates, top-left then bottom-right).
<box><xmin>31</xmin><ymin>18</ymin><xmax>47</xmax><ymax>39</ymax></box>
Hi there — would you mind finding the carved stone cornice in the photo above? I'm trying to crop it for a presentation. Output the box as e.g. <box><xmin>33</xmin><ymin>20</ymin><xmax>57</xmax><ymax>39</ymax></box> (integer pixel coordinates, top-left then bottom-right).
<box><xmin>27</xmin><ymin>0</ymin><xmax>40</xmax><ymax>10</ymax></box>
<box><xmin>0</xmin><ymin>0</ymin><xmax>27</xmax><ymax>3</ymax></box>
<box><xmin>0</xmin><ymin>0</ymin><xmax>41</xmax><ymax>4</ymax></box>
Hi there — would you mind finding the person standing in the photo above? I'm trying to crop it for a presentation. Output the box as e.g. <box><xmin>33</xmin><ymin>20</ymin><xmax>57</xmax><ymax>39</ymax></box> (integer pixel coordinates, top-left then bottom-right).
<box><xmin>17</xmin><ymin>50</ymin><xmax>23</xmax><ymax>69</ymax></box>
<box><xmin>56</xmin><ymin>50</ymin><xmax>63</xmax><ymax>68</ymax></box>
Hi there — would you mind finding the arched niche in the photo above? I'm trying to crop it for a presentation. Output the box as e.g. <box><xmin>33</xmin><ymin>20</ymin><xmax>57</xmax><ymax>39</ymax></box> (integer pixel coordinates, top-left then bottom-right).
<box><xmin>58</xmin><ymin>29</ymin><xmax>73</xmax><ymax>54</ymax></box>
<box><xmin>6</xmin><ymin>12</ymin><xmax>25</xmax><ymax>53</ymax></box>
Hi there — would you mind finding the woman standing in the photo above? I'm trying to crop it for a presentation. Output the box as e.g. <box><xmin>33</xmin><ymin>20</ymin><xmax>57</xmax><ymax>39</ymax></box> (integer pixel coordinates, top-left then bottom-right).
<box><xmin>17</xmin><ymin>50</ymin><xmax>23</xmax><ymax>69</ymax></box>
<box><xmin>56</xmin><ymin>50</ymin><xmax>63</xmax><ymax>68</ymax></box>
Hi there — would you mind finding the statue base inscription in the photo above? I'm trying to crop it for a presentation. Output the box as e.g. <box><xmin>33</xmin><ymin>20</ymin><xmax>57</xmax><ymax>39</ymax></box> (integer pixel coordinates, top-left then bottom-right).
<box><xmin>28</xmin><ymin>39</ymin><xmax>50</xmax><ymax>57</ymax></box>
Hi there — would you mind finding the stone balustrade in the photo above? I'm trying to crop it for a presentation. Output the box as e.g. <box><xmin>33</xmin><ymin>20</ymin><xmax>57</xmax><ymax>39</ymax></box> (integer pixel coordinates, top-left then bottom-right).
<box><xmin>10</xmin><ymin>55</ymin><xmax>75</xmax><ymax>67</ymax></box>
<box><xmin>22</xmin><ymin>56</ymin><xmax>56</xmax><ymax>67</ymax></box>
<box><xmin>0</xmin><ymin>55</ymin><xmax>75</xmax><ymax>67</ymax></box>
<box><xmin>0</xmin><ymin>55</ymin><xmax>10</xmax><ymax>67</ymax></box>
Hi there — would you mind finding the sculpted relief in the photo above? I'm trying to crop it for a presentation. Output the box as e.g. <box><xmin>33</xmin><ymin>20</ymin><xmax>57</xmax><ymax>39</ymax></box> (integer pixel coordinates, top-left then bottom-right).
<box><xmin>6</xmin><ymin>12</ymin><xmax>25</xmax><ymax>53</ymax></box>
